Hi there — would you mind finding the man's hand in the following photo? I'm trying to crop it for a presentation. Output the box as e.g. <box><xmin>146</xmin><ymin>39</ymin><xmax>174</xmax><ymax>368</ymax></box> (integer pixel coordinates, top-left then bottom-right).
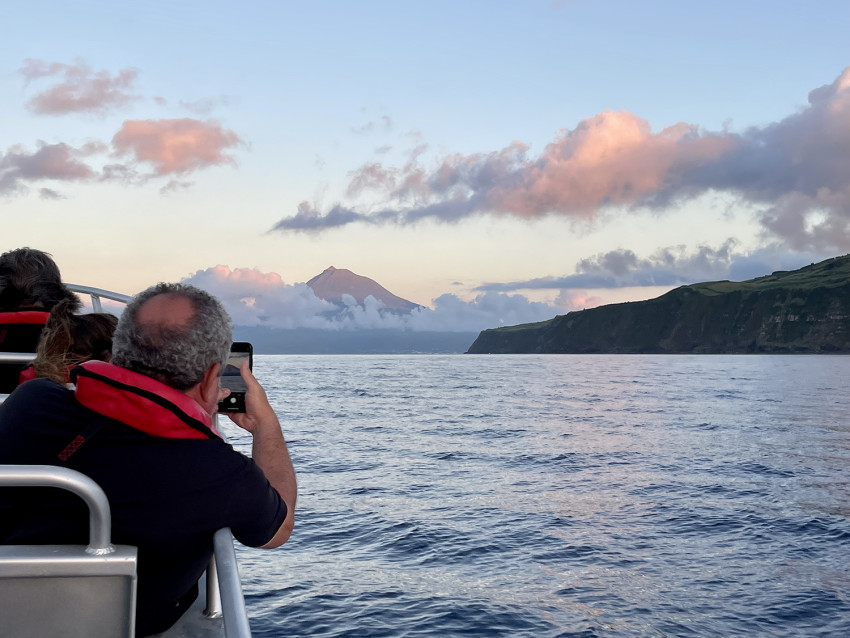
<box><xmin>226</xmin><ymin>361</ymin><xmax>277</xmax><ymax>434</ymax></box>
<box><xmin>225</xmin><ymin>360</ymin><xmax>296</xmax><ymax>548</ymax></box>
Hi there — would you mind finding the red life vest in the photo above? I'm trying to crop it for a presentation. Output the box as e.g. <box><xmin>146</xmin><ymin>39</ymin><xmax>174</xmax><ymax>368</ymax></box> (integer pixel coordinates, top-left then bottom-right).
<box><xmin>18</xmin><ymin>364</ymin><xmax>36</xmax><ymax>385</ymax></box>
<box><xmin>0</xmin><ymin>310</ymin><xmax>49</xmax><ymax>348</ymax></box>
<box><xmin>73</xmin><ymin>360</ymin><xmax>222</xmax><ymax>440</ymax></box>
<box><xmin>0</xmin><ymin>310</ymin><xmax>51</xmax><ymax>326</ymax></box>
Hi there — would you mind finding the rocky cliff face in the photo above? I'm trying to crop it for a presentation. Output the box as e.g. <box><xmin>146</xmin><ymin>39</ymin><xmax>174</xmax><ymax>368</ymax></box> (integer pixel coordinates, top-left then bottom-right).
<box><xmin>467</xmin><ymin>256</ymin><xmax>850</xmax><ymax>354</ymax></box>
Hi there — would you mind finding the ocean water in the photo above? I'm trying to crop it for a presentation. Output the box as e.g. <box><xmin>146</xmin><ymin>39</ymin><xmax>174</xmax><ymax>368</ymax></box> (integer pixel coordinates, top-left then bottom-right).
<box><xmin>219</xmin><ymin>355</ymin><xmax>850</xmax><ymax>637</ymax></box>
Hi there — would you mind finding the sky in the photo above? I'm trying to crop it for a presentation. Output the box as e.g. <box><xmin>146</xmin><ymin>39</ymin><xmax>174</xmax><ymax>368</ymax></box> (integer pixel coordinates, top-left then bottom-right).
<box><xmin>2</xmin><ymin>0</ymin><xmax>849</xmax><ymax>332</ymax></box>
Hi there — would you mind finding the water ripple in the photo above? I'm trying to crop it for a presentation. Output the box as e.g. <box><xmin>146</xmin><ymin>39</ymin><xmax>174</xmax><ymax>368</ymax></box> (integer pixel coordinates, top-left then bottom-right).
<box><xmin>223</xmin><ymin>354</ymin><xmax>850</xmax><ymax>637</ymax></box>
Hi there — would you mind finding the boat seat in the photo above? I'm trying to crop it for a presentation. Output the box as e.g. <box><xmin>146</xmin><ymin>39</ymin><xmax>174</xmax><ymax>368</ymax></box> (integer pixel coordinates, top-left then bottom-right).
<box><xmin>0</xmin><ymin>465</ymin><xmax>138</xmax><ymax>638</ymax></box>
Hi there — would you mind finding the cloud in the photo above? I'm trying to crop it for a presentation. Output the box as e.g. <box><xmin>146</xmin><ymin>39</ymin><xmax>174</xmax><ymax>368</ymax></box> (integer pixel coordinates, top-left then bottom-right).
<box><xmin>407</xmin><ymin>292</ymin><xmax>562</xmax><ymax>332</ymax></box>
<box><xmin>0</xmin><ymin>142</ymin><xmax>97</xmax><ymax>194</ymax></box>
<box><xmin>554</xmin><ymin>290</ymin><xmax>603</xmax><ymax>311</ymax></box>
<box><xmin>276</xmin><ymin>202</ymin><xmax>373</xmax><ymax>232</ymax></box>
<box><xmin>160</xmin><ymin>179</ymin><xmax>195</xmax><ymax>194</ymax></box>
<box><xmin>573</xmin><ymin>242</ymin><xmax>740</xmax><ymax>285</ymax></box>
<box><xmin>20</xmin><ymin>59</ymin><xmax>139</xmax><ymax>116</ymax></box>
<box><xmin>39</xmin><ymin>187</ymin><xmax>64</xmax><ymax>200</ymax></box>
<box><xmin>351</xmin><ymin>114</ymin><xmax>394</xmax><ymax>135</ymax></box>
<box><xmin>273</xmin><ymin>67</ymin><xmax>850</xmax><ymax>252</ymax></box>
<box><xmin>475</xmin><ymin>243</ymin><xmax>736</xmax><ymax>292</ymax></box>
<box><xmin>474</xmin><ymin>241</ymin><xmax>820</xmax><ymax>293</ymax></box>
<box><xmin>1</xmin><ymin>117</ymin><xmax>243</xmax><ymax>194</ymax></box>
<box><xmin>180</xmin><ymin>96</ymin><xmax>234</xmax><ymax>116</ymax></box>
<box><xmin>111</xmin><ymin>118</ymin><xmax>244</xmax><ymax>175</ymax></box>
<box><xmin>183</xmin><ymin>265</ymin><xmax>337</xmax><ymax>329</ymax></box>
<box><xmin>4</xmin><ymin>59</ymin><xmax>245</xmax><ymax>195</ymax></box>
<box><xmin>184</xmin><ymin>265</ymin><xmax>562</xmax><ymax>332</ymax></box>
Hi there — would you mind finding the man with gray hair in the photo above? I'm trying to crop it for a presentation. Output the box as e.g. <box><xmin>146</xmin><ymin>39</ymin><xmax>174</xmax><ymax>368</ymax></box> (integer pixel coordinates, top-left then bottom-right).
<box><xmin>0</xmin><ymin>282</ymin><xmax>297</xmax><ymax>636</ymax></box>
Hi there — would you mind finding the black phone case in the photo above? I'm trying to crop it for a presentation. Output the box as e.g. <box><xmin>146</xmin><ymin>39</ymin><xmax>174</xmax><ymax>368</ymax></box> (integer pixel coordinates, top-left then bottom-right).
<box><xmin>217</xmin><ymin>342</ymin><xmax>252</xmax><ymax>413</ymax></box>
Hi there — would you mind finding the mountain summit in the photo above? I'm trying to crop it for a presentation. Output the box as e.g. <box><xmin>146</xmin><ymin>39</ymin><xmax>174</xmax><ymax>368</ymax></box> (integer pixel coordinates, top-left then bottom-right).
<box><xmin>307</xmin><ymin>266</ymin><xmax>420</xmax><ymax>311</ymax></box>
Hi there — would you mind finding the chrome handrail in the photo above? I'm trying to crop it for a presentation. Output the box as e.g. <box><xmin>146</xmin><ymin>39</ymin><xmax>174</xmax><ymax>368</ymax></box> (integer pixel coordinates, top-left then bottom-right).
<box><xmin>67</xmin><ymin>283</ymin><xmax>132</xmax><ymax>313</ymax></box>
<box><xmin>0</xmin><ymin>352</ymin><xmax>37</xmax><ymax>364</ymax></box>
<box><xmin>210</xmin><ymin>528</ymin><xmax>252</xmax><ymax>638</ymax></box>
<box><xmin>0</xmin><ymin>465</ymin><xmax>114</xmax><ymax>555</ymax></box>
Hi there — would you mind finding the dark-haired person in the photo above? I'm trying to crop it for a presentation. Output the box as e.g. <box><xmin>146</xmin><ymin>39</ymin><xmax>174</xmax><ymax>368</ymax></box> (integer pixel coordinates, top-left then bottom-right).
<box><xmin>18</xmin><ymin>298</ymin><xmax>118</xmax><ymax>386</ymax></box>
<box><xmin>0</xmin><ymin>282</ymin><xmax>297</xmax><ymax>636</ymax></box>
<box><xmin>0</xmin><ymin>247</ymin><xmax>80</xmax><ymax>391</ymax></box>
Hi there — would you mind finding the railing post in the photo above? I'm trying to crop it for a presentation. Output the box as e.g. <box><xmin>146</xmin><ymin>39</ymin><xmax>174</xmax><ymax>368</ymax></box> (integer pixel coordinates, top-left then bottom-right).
<box><xmin>205</xmin><ymin>555</ymin><xmax>223</xmax><ymax>618</ymax></box>
<box><xmin>213</xmin><ymin>528</ymin><xmax>253</xmax><ymax>637</ymax></box>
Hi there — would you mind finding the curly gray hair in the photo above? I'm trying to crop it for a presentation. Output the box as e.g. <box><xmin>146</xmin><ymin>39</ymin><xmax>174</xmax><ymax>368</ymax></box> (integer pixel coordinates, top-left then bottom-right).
<box><xmin>112</xmin><ymin>283</ymin><xmax>233</xmax><ymax>391</ymax></box>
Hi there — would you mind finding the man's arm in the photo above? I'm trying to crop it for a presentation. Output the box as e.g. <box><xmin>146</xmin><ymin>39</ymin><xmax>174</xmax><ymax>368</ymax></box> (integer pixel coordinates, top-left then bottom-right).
<box><xmin>227</xmin><ymin>361</ymin><xmax>296</xmax><ymax>548</ymax></box>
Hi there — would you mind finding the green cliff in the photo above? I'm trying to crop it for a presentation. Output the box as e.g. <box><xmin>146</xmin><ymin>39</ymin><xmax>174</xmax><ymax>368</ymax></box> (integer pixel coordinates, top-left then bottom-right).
<box><xmin>467</xmin><ymin>255</ymin><xmax>850</xmax><ymax>354</ymax></box>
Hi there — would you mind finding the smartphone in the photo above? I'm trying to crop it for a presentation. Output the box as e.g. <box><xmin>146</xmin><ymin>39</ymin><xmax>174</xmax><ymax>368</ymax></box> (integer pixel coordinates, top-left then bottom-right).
<box><xmin>217</xmin><ymin>342</ymin><xmax>253</xmax><ymax>413</ymax></box>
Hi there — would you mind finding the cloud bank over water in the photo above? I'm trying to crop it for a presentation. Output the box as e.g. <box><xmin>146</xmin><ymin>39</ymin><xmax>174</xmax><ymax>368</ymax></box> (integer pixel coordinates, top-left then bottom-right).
<box><xmin>475</xmin><ymin>242</ymin><xmax>821</xmax><ymax>293</ymax></box>
<box><xmin>274</xmin><ymin>68</ymin><xmax>850</xmax><ymax>253</ymax></box>
<box><xmin>183</xmin><ymin>265</ymin><xmax>563</xmax><ymax>333</ymax></box>
<box><xmin>185</xmin><ymin>240</ymin><xmax>821</xmax><ymax>334</ymax></box>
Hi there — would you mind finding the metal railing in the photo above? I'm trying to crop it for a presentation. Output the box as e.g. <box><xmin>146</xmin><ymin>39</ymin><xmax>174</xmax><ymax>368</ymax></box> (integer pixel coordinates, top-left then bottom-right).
<box><xmin>0</xmin><ymin>465</ymin><xmax>115</xmax><ymax>555</ymax></box>
<box><xmin>0</xmin><ymin>284</ymin><xmax>131</xmax><ymax>370</ymax></box>
<box><xmin>0</xmin><ymin>465</ymin><xmax>138</xmax><ymax>638</ymax></box>
<box><xmin>207</xmin><ymin>529</ymin><xmax>253</xmax><ymax>637</ymax></box>
<box><xmin>67</xmin><ymin>283</ymin><xmax>133</xmax><ymax>312</ymax></box>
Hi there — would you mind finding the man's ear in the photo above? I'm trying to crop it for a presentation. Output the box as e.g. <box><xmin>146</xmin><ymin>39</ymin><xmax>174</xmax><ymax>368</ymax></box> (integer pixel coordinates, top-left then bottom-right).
<box><xmin>197</xmin><ymin>362</ymin><xmax>222</xmax><ymax>410</ymax></box>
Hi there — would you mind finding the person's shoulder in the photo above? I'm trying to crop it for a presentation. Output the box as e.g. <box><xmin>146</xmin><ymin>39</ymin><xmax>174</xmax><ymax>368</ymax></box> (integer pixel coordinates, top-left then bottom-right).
<box><xmin>0</xmin><ymin>377</ymin><xmax>73</xmax><ymax>416</ymax></box>
<box><xmin>189</xmin><ymin>438</ymin><xmax>260</xmax><ymax>479</ymax></box>
<box><xmin>0</xmin><ymin>377</ymin><xmax>77</xmax><ymax>436</ymax></box>
<box><xmin>7</xmin><ymin>377</ymin><xmax>71</xmax><ymax>401</ymax></box>
<box><xmin>196</xmin><ymin>437</ymin><xmax>252</xmax><ymax>466</ymax></box>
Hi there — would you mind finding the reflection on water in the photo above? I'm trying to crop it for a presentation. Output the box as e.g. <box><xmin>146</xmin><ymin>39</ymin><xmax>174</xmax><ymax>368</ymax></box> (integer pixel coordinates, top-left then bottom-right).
<box><xmin>221</xmin><ymin>355</ymin><xmax>850</xmax><ymax>637</ymax></box>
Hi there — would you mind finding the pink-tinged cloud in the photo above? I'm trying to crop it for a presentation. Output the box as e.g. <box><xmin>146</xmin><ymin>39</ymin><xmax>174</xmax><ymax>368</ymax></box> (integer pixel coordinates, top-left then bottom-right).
<box><xmin>111</xmin><ymin>118</ymin><xmax>243</xmax><ymax>175</ymax></box>
<box><xmin>274</xmin><ymin>67</ymin><xmax>850</xmax><ymax>252</ymax></box>
<box><xmin>492</xmin><ymin>115</ymin><xmax>731</xmax><ymax>217</ymax></box>
<box><xmin>0</xmin><ymin>142</ymin><xmax>97</xmax><ymax>194</ymax></box>
<box><xmin>554</xmin><ymin>290</ymin><xmax>603</xmax><ymax>311</ymax></box>
<box><xmin>21</xmin><ymin>59</ymin><xmax>139</xmax><ymax>116</ymax></box>
<box><xmin>183</xmin><ymin>265</ymin><xmax>336</xmax><ymax>329</ymax></box>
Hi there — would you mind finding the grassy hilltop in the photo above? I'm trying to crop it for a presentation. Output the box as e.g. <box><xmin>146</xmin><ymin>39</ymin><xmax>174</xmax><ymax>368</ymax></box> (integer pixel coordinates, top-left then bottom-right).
<box><xmin>466</xmin><ymin>255</ymin><xmax>850</xmax><ymax>354</ymax></box>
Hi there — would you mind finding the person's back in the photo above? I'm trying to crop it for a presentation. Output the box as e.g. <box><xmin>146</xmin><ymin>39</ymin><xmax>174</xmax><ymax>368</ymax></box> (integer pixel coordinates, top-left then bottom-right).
<box><xmin>0</xmin><ymin>282</ymin><xmax>296</xmax><ymax>636</ymax></box>
<box><xmin>0</xmin><ymin>247</ymin><xmax>80</xmax><ymax>392</ymax></box>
